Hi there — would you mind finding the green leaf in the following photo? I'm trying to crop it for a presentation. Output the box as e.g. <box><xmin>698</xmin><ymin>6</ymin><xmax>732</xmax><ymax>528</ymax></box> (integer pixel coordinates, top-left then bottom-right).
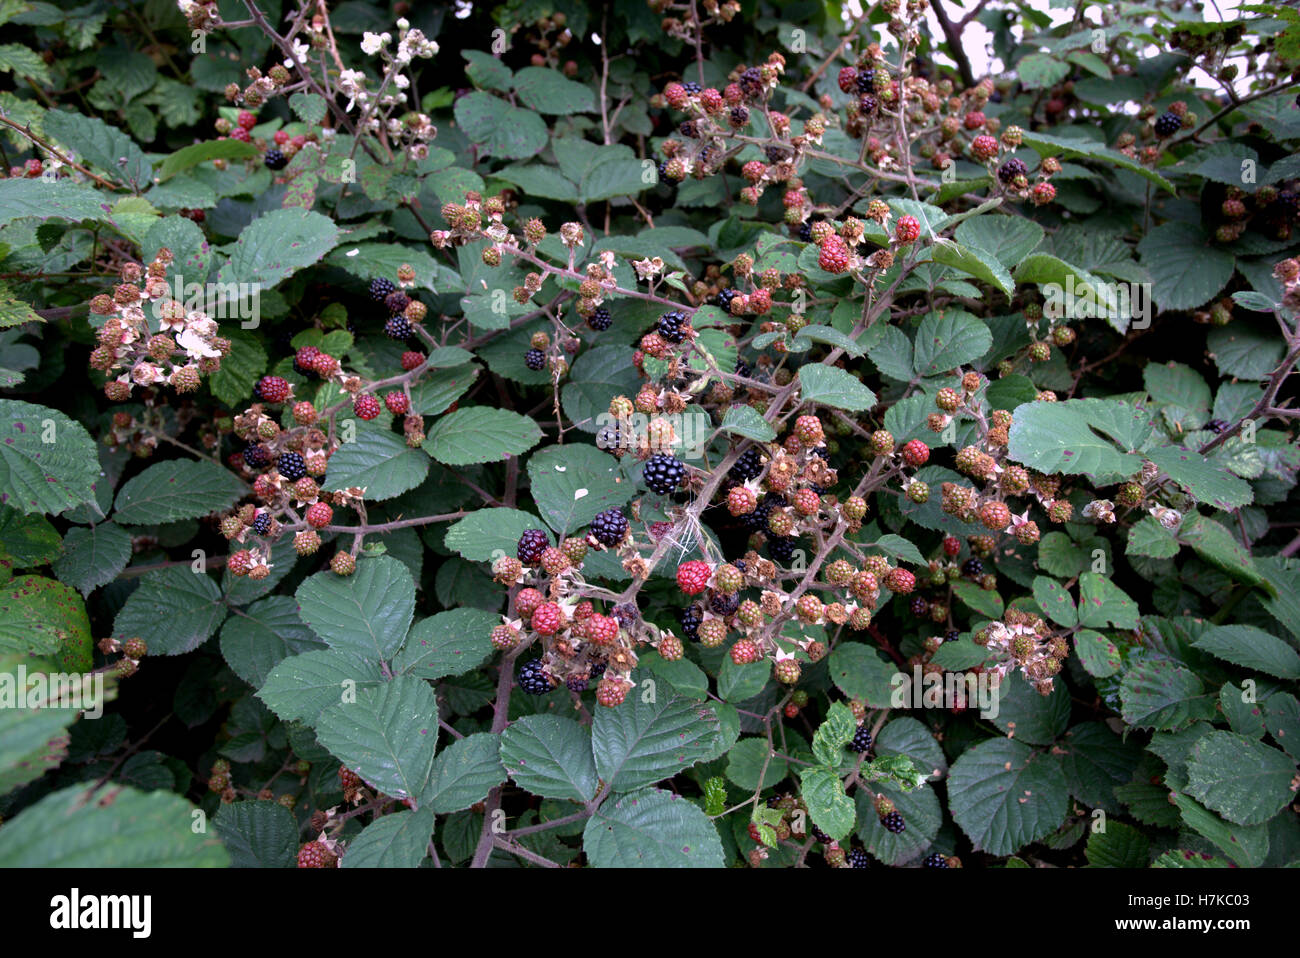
<box><xmin>526</xmin><ymin>443</ymin><xmax>632</xmax><ymax>536</ymax></box>
<box><xmin>453</xmin><ymin>91</ymin><xmax>547</xmax><ymax>160</ymax></box>
<box><xmin>1059</xmin><ymin>721</ymin><xmax>1142</xmax><ymax>813</ymax></box>
<box><xmin>256</xmin><ymin>649</ymin><xmax>382</xmax><ymax>724</ymax></box>
<box><xmin>592</xmin><ymin>675</ymin><xmax>719</xmax><ymax>792</ymax></box>
<box><xmin>341</xmin><ymin>806</ymin><xmax>434</xmax><ymax>868</ymax></box>
<box><xmin>1033</xmin><ymin>575</ymin><xmax>1077</xmax><ymax>627</ymax></box>
<box><xmin>295</xmin><ymin>555</ymin><xmax>414</xmax><ymax>662</ymax></box>
<box><xmin>1144</xmin><ymin>361</ymin><xmax>1211</xmax><ymax>423</ymax></box>
<box><xmin>1191</xmin><ymin>624</ymin><xmax>1300</xmax><ymax>680</ymax></box>
<box><xmin>512</xmin><ymin>66</ymin><xmax>595</xmax><ymax>114</ymax></box>
<box><xmin>0</xmin><ymin>282</ymin><xmax>43</xmax><ymax>329</ymax></box>
<box><xmin>798</xmin><ymin>767</ymin><xmax>857</xmax><ymax>842</ymax></box>
<box><xmin>1073</xmin><ymin>629</ymin><xmax>1122</xmax><ymax>678</ymax></box>
<box><xmin>493</xmin><ymin>163</ymin><xmax>579</xmax><ymax>202</ymax></box>
<box><xmin>583</xmin><ymin>787</ymin><xmax>723</xmax><ymax>867</ymax></box>
<box><xmin>498</xmin><ymin>714</ymin><xmax>598</xmax><ymax>802</ymax></box>
<box><xmin>561</xmin><ymin>345</ymin><xmax>641</xmax><ymax>434</ymax></box>
<box><xmin>1019</xmin><ymin>130</ymin><xmax>1175</xmax><ymax>192</ymax></box>
<box><xmin>1007</xmin><ymin>399</ymin><xmax>1142</xmax><ymax>482</ymax></box>
<box><xmin>0</xmin><ymin>42</ymin><xmax>51</xmax><ymax>85</ymax></box>
<box><xmin>1077</xmin><ymin>572</ymin><xmax>1139</xmax><ymax>629</ymax></box>
<box><xmin>947</xmin><ymin>738</ymin><xmax>1069</xmax><ymax>855</ymax></box>
<box><xmin>1171</xmin><ymin>793</ymin><xmax>1269</xmax><ymax>867</ymax></box>
<box><xmin>1264</xmin><ymin>692</ymin><xmax>1300</xmax><ymax>760</ymax></box>
<box><xmin>0</xmin><ymin>400</ymin><xmax>99</xmax><ymax>516</ymax></box>
<box><xmin>1127</xmin><ymin>515</ymin><xmax>1179</xmax><ymax>559</ymax></box>
<box><xmin>863</xmin><ymin>323</ymin><xmax>914</xmax><ymax>382</ymax></box>
<box><xmin>220</xmin><ymin>209</ymin><xmax>340</xmax><ymax>288</ymax></box>
<box><xmin>112</xmin><ymin>565</ymin><xmax>224</xmax><ymax>656</ymax></box>
<box><xmin>1018</xmin><ymin>53</ymin><xmax>1070</xmax><ymax>89</ymax></box>
<box><xmin>393</xmin><ymin>607</ymin><xmax>496</xmax><ymax>680</ymax></box>
<box><xmin>428</xmin><ymin>733</ymin><xmax>505</xmax><ymax>814</ymax></box>
<box><xmin>112</xmin><ymin>459</ymin><xmax>244</xmax><ymax>525</ymax></box>
<box><xmin>912</xmin><ymin>309</ymin><xmax>994</xmax><ymax>377</ymax></box>
<box><xmin>1137</xmin><ymin>222</ymin><xmax>1235</xmax><ymax>311</ymax></box>
<box><xmin>155</xmin><ymin>139</ymin><xmax>260</xmax><ymax>180</ymax></box>
<box><xmin>425</xmin><ymin>407</ymin><xmax>543</xmax><ymax>466</ymax></box>
<box><xmin>717</xmin><ymin>656</ymin><xmax>769</xmax><ymax>701</ymax></box>
<box><xmin>720</xmin><ymin>404</ymin><xmax>777</xmax><ymax>442</ymax></box>
<box><xmin>827</xmin><ymin>642</ymin><xmax>898</xmax><ymax>708</ymax></box>
<box><xmin>323</xmin><ymin>421</ymin><xmax>430</xmax><ymax>501</ymax></box>
<box><xmin>0</xmin><ymin>655</ymin><xmax>81</xmax><ymax>794</ymax></box>
<box><xmin>1176</xmin><ymin>513</ymin><xmax>1264</xmax><ymax>586</ymax></box>
<box><xmin>0</xmin><ymin>785</ymin><xmax>228</xmax><ymax>866</ymax></box>
<box><xmin>207</xmin><ymin>329</ymin><xmax>267</xmax><ymax>407</ymax></box>
<box><xmin>288</xmin><ymin>92</ymin><xmax>327</xmax><ymax>125</ymax></box>
<box><xmin>856</xmin><ymin>781</ymin><xmax>942</xmax><ymax>865</ymax></box>
<box><xmin>792</xmin><ymin>323</ymin><xmax>866</xmax><ymax>357</ymax></box>
<box><xmin>875</xmin><ymin>716</ymin><xmax>948</xmax><ymax>779</ymax></box>
<box><xmin>1186</xmin><ymin>731</ymin><xmax>1297</xmax><ymax>826</ymax></box>
<box><xmin>1120</xmin><ymin>658</ymin><xmax>1213</xmax><ymax>731</ymax></box>
<box><xmin>463</xmin><ymin>50</ymin><xmax>512</xmax><ymax>91</ymax></box>
<box><xmin>930</xmin><ymin>241</ymin><xmax>1014</xmax><ymax>297</ymax></box>
<box><xmin>725</xmin><ymin>737</ymin><xmax>789</xmax><ymax>791</ymax></box>
<box><xmin>0</xmin><ymin>575</ymin><xmax>92</xmax><ymax>671</ymax></box>
<box><xmin>443</xmin><ymin>507</ymin><xmax>540</xmax><ymax>562</ymax></box>
<box><xmin>952</xmin><ymin>578</ymin><xmax>1004</xmax><ymax>618</ymax></box>
<box><xmin>44</xmin><ymin>109</ymin><xmax>150</xmax><ymax>190</ymax></box>
<box><xmin>797</xmin><ymin>364</ymin><xmax>877</xmax><ymax>412</ymax></box>
<box><xmin>811</xmin><ymin>700</ymin><xmax>857</xmax><ymax>767</ymax></box>
<box><xmin>0</xmin><ymin>178</ymin><xmax>107</xmax><ymax>228</ymax></box>
<box><xmin>954</xmin><ymin>215</ymin><xmax>1044</xmax><ymax>267</ymax></box>
<box><xmin>1147</xmin><ymin>445</ymin><xmax>1253</xmax><ymax>511</ymax></box>
<box><xmin>990</xmin><ymin>672</ymin><xmax>1070</xmax><ymax>745</ymax></box>
<box><xmin>314</xmin><ymin>675</ymin><xmax>440</xmax><ymax>804</ymax></box>
<box><xmin>0</xmin><ymin>506</ymin><xmax>58</xmax><ymax>566</ymax></box>
<box><xmin>213</xmin><ymin>801</ymin><xmax>298</xmax><ymax>868</ymax></box>
<box><xmin>1086</xmin><ymin>821</ymin><xmax>1150</xmax><ymax>867</ymax></box>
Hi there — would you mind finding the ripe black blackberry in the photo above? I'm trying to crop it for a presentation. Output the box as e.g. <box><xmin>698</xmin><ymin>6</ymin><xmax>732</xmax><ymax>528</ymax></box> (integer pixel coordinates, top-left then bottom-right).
<box><xmin>739</xmin><ymin>66</ymin><xmax>764</xmax><ymax>99</ymax></box>
<box><xmin>384</xmin><ymin>314</ymin><xmax>412</xmax><ymax>340</ymax></box>
<box><xmin>657</xmin><ymin>310</ymin><xmax>688</xmax><ymax>343</ymax></box>
<box><xmin>714</xmin><ymin>288</ymin><xmax>738</xmax><ymax>311</ymax></box>
<box><xmin>922</xmin><ymin>851</ymin><xmax>949</xmax><ymax>868</ymax></box>
<box><xmin>252</xmin><ymin>512</ymin><xmax>272</xmax><ymax>535</ymax></box>
<box><xmin>944</xmin><ymin>628</ymin><xmax>960</xmax><ymax>642</ymax></box>
<box><xmin>384</xmin><ymin>291</ymin><xmax>410</xmax><ymax>314</ymax></box>
<box><xmin>729</xmin><ymin>447</ymin><xmax>764</xmax><ymax>481</ymax></box>
<box><xmin>764</xmin><ymin>145</ymin><xmax>791</xmax><ymax>164</ymax></box>
<box><xmin>566</xmin><ymin>674</ymin><xmax>590</xmax><ymax>693</ymax></box>
<box><xmin>517</xmin><ymin>659</ymin><xmax>552</xmax><ymax>695</ymax></box>
<box><xmin>855</xmin><ymin>68</ymin><xmax>876</xmax><ymax>93</ymax></box>
<box><xmin>677</xmin><ymin>605</ymin><xmax>702</xmax><ymax>640</ymax></box>
<box><xmin>848</xmin><ymin>725</ymin><xmax>872</xmax><ymax>753</ymax></box>
<box><xmin>590</xmin><ymin>508</ymin><xmax>628</xmax><ymax>546</ymax></box>
<box><xmin>264</xmin><ymin>148</ymin><xmax>287</xmax><ymax>170</ymax></box>
<box><xmin>517</xmin><ymin>528</ymin><xmax>549</xmax><ymax>564</ymax></box>
<box><xmin>1154</xmin><ymin>111</ymin><xmax>1182</xmax><ymax>138</ymax></box>
<box><xmin>768</xmin><ymin>535</ymin><xmax>797</xmax><ymax>564</ymax></box>
<box><xmin>997</xmin><ymin>157</ymin><xmax>1028</xmax><ymax>184</ymax></box>
<box><xmin>369</xmin><ymin>277</ymin><xmax>396</xmax><ymax>302</ymax></box>
<box><xmin>243</xmin><ymin>442</ymin><xmax>270</xmax><ymax>468</ymax></box>
<box><xmin>1205</xmin><ymin>418</ymin><xmax>1229</xmax><ymax>434</ymax></box>
<box><xmin>810</xmin><ymin>447</ymin><xmax>831</xmax><ymax>460</ymax></box>
<box><xmin>811</xmin><ymin>824</ymin><xmax>832</xmax><ymax>844</ymax></box>
<box><xmin>681</xmin><ymin>80</ymin><xmax>701</xmax><ymax>94</ymax></box>
<box><xmin>710</xmin><ymin>591</ymin><xmax>740</xmax><ymax>617</ymax></box>
<box><xmin>962</xmin><ymin>557</ymin><xmax>983</xmax><ymax>577</ymax></box>
<box><xmin>735</xmin><ymin>358</ymin><xmax>752</xmax><ymax>379</ymax></box>
<box><xmin>679</xmin><ymin>120</ymin><xmax>698</xmax><ymax>138</ymax></box>
<box><xmin>847</xmin><ymin>848</ymin><xmax>870</xmax><ymax>868</ymax></box>
<box><xmin>742</xmin><ymin>491</ymin><xmax>785</xmax><ymax>532</ymax></box>
<box><xmin>278</xmin><ymin>452</ymin><xmax>307</xmax><ymax>481</ymax></box>
<box><xmin>881</xmin><ymin>811</ymin><xmax>906</xmax><ymax>834</ymax></box>
<box><xmin>588</xmin><ymin>305</ymin><xmax>612</xmax><ymax>331</ymax></box>
<box><xmin>596</xmin><ymin>424</ymin><xmax>621</xmax><ymax>455</ymax></box>
<box><xmin>730</xmin><ymin>106</ymin><xmax>749</xmax><ymax>126</ymax></box>
<box><xmin>524</xmin><ymin>348</ymin><xmax>546</xmax><ymax>371</ymax></box>
<box><xmin>859</xmin><ymin>94</ymin><xmax>878</xmax><ymax>115</ymax></box>
<box><xmin>642</xmin><ymin>453</ymin><xmax>686</xmax><ymax>495</ymax></box>
<box><xmin>910</xmin><ymin>596</ymin><xmax>928</xmax><ymax>617</ymax></box>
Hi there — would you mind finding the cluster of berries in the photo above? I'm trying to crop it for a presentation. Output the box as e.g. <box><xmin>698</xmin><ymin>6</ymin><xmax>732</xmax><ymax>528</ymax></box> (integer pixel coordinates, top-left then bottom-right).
<box><xmin>88</xmin><ymin>250</ymin><xmax>232</xmax><ymax>401</ymax></box>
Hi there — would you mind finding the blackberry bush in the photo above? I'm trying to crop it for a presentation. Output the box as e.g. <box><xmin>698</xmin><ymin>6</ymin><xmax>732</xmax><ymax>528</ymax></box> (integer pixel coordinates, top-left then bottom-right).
<box><xmin>0</xmin><ymin>0</ymin><xmax>1296</xmax><ymax>885</ymax></box>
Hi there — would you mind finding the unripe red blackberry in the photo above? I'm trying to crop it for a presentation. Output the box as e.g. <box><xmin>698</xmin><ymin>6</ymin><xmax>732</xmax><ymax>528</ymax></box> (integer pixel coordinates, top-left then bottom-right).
<box><xmin>491</xmin><ymin>624</ymin><xmax>520</xmax><ymax>650</ymax></box>
<box><xmin>730</xmin><ymin>638</ymin><xmax>760</xmax><ymax>665</ymax></box>
<box><xmin>870</xmin><ymin>430</ymin><xmax>894</xmax><ymax>456</ymax></box>
<box><xmin>659</xmin><ymin>632</ymin><xmax>685</xmax><ymax>660</ymax></box>
<box><xmin>842</xmin><ymin>496</ymin><xmax>868</xmax><ymax>521</ymax></box>
<box><xmin>886</xmin><ymin>567</ymin><xmax>915</xmax><ymax>594</ymax></box>
<box><xmin>515</xmin><ymin>587</ymin><xmax>545</xmax><ymax>619</ymax></box>
<box><xmin>698</xmin><ymin>618</ymin><xmax>727</xmax><ymax>648</ymax></box>
<box><xmin>978</xmin><ymin>500</ymin><xmax>1010</xmax><ymax>530</ymax></box>
<box><xmin>596</xmin><ymin>677</ymin><xmax>630</xmax><ymax>707</ymax></box>
<box><xmin>330</xmin><ymin>551</ymin><xmax>356</xmax><ymax>576</ymax></box>
<box><xmin>293</xmin><ymin>530</ymin><xmax>321</xmax><ymax>555</ymax></box>
<box><xmin>774</xmin><ymin>658</ymin><xmax>801</xmax><ymax>684</ymax></box>
<box><xmin>1047</xmin><ymin>499</ymin><xmax>1073</xmax><ymax>523</ymax></box>
<box><xmin>727</xmin><ymin>486</ymin><xmax>758</xmax><ymax>516</ymax></box>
